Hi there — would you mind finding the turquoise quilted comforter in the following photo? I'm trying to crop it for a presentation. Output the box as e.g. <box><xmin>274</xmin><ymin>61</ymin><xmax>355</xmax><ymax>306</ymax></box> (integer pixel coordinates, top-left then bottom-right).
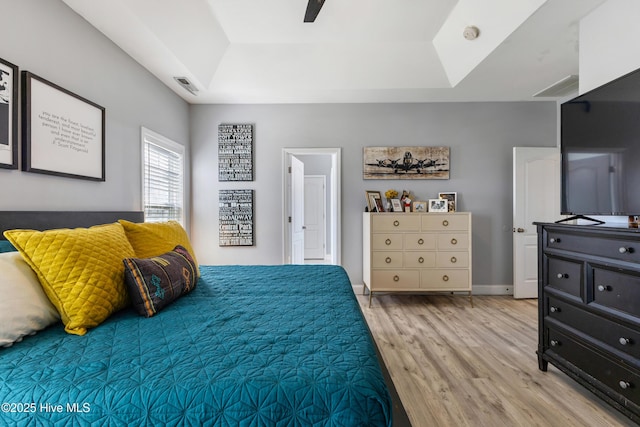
<box><xmin>0</xmin><ymin>265</ymin><xmax>392</xmax><ymax>426</ymax></box>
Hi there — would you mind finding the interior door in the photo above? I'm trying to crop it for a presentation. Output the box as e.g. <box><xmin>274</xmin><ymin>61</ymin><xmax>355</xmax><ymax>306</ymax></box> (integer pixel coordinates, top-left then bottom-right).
<box><xmin>291</xmin><ymin>156</ymin><xmax>305</xmax><ymax>264</ymax></box>
<box><xmin>513</xmin><ymin>147</ymin><xmax>560</xmax><ymax>299</ymax></box>
<box><xmin>304</xmin><ymin>175</ymin><xmax>326</xmax><ymax>260</ymax></box>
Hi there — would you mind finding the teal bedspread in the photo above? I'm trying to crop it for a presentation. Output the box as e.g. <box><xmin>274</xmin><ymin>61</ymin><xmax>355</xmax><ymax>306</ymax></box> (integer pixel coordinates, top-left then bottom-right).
<box><xmin>0</xmin><ymin>265</ymin><xmax>392</xmax><ymax>426</ymax></box>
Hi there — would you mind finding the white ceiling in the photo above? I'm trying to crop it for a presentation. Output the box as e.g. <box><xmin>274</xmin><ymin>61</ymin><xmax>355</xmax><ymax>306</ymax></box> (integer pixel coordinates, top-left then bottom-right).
<box><xmin>61</xmin><ymin>0</ymin><xmax>606</xmax><ymax>104</ymax></box>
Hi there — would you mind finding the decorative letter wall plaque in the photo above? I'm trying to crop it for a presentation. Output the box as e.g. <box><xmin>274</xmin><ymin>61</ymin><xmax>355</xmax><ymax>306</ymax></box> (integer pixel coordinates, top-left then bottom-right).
<box><xmin>218</xmin><ymin>124</ymin><xmax>253</xmax><ymax>181</ymax></box>
<box><xmin>363</xmin><ymin>146</ymin><xmax>450</xmax><ymax>180</ymax></box>
<box><xmin>219</xmin><ymin>189</ymin><xmax>254</xmax><ymax>246</ymax></box>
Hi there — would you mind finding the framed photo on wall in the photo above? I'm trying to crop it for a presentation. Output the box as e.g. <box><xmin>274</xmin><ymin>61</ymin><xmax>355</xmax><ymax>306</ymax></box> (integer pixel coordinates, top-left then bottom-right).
<box><xmin>363</xmin><ymin>146</ymin><xmax>450</xmax><ymax>180</ymax></box>
<box><xmin>0</xmin><ymin>57</ymin><xmax>18</xmax><ymax>169</ymax></box>
<box><xmin>21</xmin><ymin>71</ymin><xmax>105</xmax><ymax>181</ymax></box>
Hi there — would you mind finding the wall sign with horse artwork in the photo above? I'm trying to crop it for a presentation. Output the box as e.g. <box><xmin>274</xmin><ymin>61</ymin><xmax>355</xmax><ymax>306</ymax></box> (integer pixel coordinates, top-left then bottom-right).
<box><xmin>363</xmin><ymin>146</ymin><xmax>450</xmax><ymax>180</ymax></box>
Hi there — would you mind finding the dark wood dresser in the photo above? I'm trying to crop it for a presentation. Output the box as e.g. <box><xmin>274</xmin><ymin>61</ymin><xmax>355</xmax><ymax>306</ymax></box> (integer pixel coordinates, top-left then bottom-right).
<box><xmin>536</xmin><ymin>222</ymin><xmax>640</xmax><ymax>422</ymax></box>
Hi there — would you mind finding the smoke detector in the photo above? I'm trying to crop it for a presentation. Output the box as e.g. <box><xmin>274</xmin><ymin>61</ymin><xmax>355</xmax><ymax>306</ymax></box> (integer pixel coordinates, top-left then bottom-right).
<box><xmin>173</xmin><ymin>76</ymin><xmax>199</xmax><ymax>95</ymax></box>
<box><xmin>463</xmin><ymin>26</ymin><xmax>480</xmax><ymax>40</ymax></box>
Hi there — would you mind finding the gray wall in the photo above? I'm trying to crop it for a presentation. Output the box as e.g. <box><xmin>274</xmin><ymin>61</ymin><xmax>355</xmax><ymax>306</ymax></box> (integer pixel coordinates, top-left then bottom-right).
<box><xmin>190</xmin><ymin>102</ymin><xmax>557</xmax><ymax>287</ymax></box>
<box><xmin>0</xmin><ymin>0</ymin><xmax>189</xmax><ymax>220</ymax></box>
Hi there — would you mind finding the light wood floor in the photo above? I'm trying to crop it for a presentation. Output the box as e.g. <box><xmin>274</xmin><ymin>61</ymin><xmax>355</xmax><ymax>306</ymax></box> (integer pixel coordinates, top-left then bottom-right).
<box><xmin>355</xmin><ymin>292</ymin><xmax>637</xmax><ymax>427</ymax></box>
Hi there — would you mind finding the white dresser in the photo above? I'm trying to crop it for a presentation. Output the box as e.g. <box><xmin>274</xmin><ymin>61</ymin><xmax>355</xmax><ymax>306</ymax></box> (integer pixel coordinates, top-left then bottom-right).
<box><xmin>362</xmin><ymin>212</ymin><xmax>472</xmax><ymax>306</ymax></box>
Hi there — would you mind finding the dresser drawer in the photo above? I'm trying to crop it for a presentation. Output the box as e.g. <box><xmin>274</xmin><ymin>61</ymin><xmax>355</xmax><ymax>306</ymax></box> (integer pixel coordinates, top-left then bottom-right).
<box><xmin>372</xmin><ymin>234</ymin><xmax>403</xmax><ymax>250</ymax></box>
<box><xmin>421</xmin><ymin>269</ymin><xmax>469</xmax><ymax>290</ymax></box>
<box><xmin>422</xmin><ymin>214</ymin><xmax>469</xmax><ymax>231</ymax></box>
<box><xmin>404</xmin><ymin>252</ymin><xmax>436</xmax><ymax>268</ymax></box>
<box><xmin>436</xmin><ymin>252</ymin><xmax>469</xmax><ymax>268</ymax></box>
<box><xmin>437</xmin><ymin>233</ymin><xmax>469</xmax><ymax>250</ymax></box>
<box><xmin>591</xmin><ymin>266</ymin><xmax>640</xmax><ymax>318</ymax></box>
<box><xmin>372</xmin><ymin>252</ymin><xmax>403</xmax><ymax>268</ymax></box>
<box><xmin>547</xmin><ymin>231</ymin><xmax>640</xmax><ymax>264</ymax></box>
<box><xmin>404</xmin><ymin>233</ymin><xmax>436</xmax><ymax>250</ymax></box>
<box><xmin>372</xmin><ymin>214</ymin><xmax>421</xmax><ymax>231</ymax></box>
<box><xmin>547</xmin><ymin>328</ymin><xmax>640</xmax><ymax>406</ymax></box>
<box><xmin>371</xmin><ymin>270</ymin><xmax>420</xmax><ymax>289</ymax></box>
<box><xmin>547</xmin><ymin>296</ymin><xmax>640</xmax><ymax>359</ymax></box>
<box><xmin>546</xmin><ymin>257</ymin><xmax>582</xmax><ymax>298</ymax></box>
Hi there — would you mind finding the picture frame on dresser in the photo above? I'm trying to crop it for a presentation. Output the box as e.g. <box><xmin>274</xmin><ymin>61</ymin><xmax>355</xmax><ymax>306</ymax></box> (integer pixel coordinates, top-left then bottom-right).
<box><xmin>391</xmin><ymin>198</ymin><xmax>402</xmax><ymax>212</ymax></box>
<box><xmin>365</xmin><ymin>190</ymin><xmax>384</xmax><ymax>212</ymax></box>
<box><xmin>438</xmin><ymin>192</ymin><xmax>457</xmax><ymax>212</ymax></box>
<box><xmin>413</xmin><ymin>201</ymin><xmax>427</xmax><ymax>212</ymax></box>
<box><xmin>0</xmin><ymin>57</ymin><xmax>18</xmax><ymax>169</ymax></box>
<box><xmin>429</xmin><ymin>199</ymin><xmax>447</xmax><ymax>212</ymax></box>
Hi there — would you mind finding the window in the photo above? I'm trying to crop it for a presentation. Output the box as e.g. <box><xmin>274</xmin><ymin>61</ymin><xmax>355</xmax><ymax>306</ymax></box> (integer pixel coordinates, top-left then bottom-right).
<box><xmin>141</xmin><ymin>127</ymin><xmax>185</xmax><ymax>224</ymax></box>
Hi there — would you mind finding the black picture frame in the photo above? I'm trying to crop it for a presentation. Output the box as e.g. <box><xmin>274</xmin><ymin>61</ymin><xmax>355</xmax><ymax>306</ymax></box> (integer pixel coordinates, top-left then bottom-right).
<box><xmin>0</xmin><ymin>57</ymin><xmax>18</xmax><ymax>169</ymax></box>
<box><xmin>21</xmin><ymin>71</ymin><xmax>105</xmax><ymax>181</ymax></box>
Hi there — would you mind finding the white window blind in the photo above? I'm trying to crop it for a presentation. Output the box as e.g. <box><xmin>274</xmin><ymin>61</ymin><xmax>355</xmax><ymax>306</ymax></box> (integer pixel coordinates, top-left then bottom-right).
<box><xmin>141</xmin><ymin>127</ymin><xmax>185</xmax><ymax>224</ymax></box>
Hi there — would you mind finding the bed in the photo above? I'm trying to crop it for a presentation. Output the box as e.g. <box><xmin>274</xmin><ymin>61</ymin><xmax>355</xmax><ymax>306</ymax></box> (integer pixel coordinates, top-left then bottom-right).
<box><xmin>0</xmin><ymin>212</ymin><xmax>398</xmax><ymax>426</ymax></box>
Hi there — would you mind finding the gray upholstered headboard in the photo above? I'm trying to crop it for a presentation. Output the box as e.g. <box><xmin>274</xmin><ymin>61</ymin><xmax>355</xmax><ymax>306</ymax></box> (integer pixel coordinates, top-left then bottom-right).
<box><xmin>0</xmin><ymin>211</ymin><xmax>144</xmax><ymax>240</ymax></box>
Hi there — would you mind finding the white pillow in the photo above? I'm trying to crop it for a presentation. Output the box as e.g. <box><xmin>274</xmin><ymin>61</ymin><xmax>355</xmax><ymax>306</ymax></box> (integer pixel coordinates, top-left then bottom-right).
<box><xmin>0</xmin><ymin>252</ymin><xmax>60</xmax><ymax>347</ymax></box>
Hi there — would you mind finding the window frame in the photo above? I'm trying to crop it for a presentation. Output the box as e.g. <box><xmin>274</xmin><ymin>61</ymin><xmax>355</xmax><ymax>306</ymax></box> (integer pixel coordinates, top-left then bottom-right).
<box><xmin>141</xmin><ymin>127</ymin><xmax>185</xmax><ymax>225</ymax></box>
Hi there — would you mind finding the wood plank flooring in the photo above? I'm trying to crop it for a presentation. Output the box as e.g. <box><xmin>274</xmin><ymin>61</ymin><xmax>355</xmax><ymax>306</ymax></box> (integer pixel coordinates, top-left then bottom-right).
<box><xmin>355</xmin><ymin>292</ymin><xmax>637</xmax><ymax>427</ymax></box>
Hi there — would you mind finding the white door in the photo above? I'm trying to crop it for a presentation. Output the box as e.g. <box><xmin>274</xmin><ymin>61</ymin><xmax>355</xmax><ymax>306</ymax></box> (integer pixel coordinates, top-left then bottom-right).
<box><xmin>513</xmin><ymin>147</ymin><xmax>561</xmax><ymax>299</ymax></box>
<box><xmin>304</xmin><ymin>175</ymin><xmax>326</xmax><ymax>260</ymax></box>
<box><xmin>291</xmin><ymin>156</ymin><xmax>305</xmax><ymax>264</ymax></box>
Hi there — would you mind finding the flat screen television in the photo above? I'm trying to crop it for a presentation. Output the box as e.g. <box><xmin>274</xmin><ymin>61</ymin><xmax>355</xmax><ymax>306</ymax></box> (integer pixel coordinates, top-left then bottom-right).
<box><xmin>561</xmin><ymin>67</ymin><xmax>640</xmax><ymax>220</ymax></box>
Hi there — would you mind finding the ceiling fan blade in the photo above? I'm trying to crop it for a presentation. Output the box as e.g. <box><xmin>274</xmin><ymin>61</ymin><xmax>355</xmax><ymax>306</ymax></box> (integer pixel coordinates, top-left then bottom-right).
<box><xmin>304</xmin><ymin>0</ymin><xmax>326</xmax><ymax>22</ymax></box>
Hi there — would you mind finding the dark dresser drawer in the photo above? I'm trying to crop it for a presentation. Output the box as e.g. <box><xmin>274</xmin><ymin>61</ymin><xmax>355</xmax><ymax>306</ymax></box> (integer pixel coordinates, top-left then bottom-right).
<box><xmin>547</xmin><ymin>296</ymin><xmax>640</xmax><ymax>359</ymax></box>
<box><xmin>538</xmin><ymin>223</ymin><xmax>640</xmax><ymax>422</ymax></box>
<box><xmin>547</xmin><ymin>328</ymin><xmax>640</xmax><ymax>406</ymax></box>
<box><xmin>546</xmin><ymin>257</ymin><xmax>582</xmax><ymax>298</ymax></box>
<box><xmin>547</xmin><ymin>231</ymin><xmax>640</xmax><ymax>263</ymax></box>
<box><xmin>590</xmin><ymin>266</ymin><xmax>640</xmax><ymax>318</ymax></box>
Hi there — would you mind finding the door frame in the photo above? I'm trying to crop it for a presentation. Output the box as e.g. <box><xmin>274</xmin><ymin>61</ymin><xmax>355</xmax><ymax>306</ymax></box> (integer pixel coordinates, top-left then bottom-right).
<box><xmin>282</xmin><ymin>148</ymin><xmax>341</xmax><ymax>265</ymax></box>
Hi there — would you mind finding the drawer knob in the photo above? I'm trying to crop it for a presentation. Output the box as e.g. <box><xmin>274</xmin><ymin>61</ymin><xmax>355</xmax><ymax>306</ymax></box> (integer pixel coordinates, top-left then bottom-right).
<box><xmin>450</xmin><ymin>256</ymin><xmax>457</xmax><ymax>263</ymax></box>
<box><xmin>442</xmin><ymin>275</ymin><xmax>449</xmax><ymax>282</ymax></box>
<box><xmin>393</xmin><ymin>275</ymin><xmax>400</xmax><ymax>282</ymax></box>
<box><xmin>393</xmin><ymin>220</ymin><xmax>400</xmax><ymax>227</ymax></box>
<box><xmin>556</xmin><ymin>273</ymin><xmax>568</xmax><ymax>279</ymax></box>
<box><xmin>418</xmin><ymin>257</ymin><xmax>425</xmax><ymax>264</ymax></box>
<box><xmin>619</xmin><ymin>246</ymin><xmax>633</xmax><ymax>254</ymax></box>
<box><xmin>549</xmin><ymin>237</ymin><xmax>561</xmax><ymax>243</ymax></box>
<box><xmin>550</xmin><ymin>340</ymin><xmax>560</xmax><ymax>347</ymax></box>
<box><xmin>550</xmin><ymin>306</ymin><xmax>560</xmax><ymax>313</ymax></box>
<box><xmin>418</xmin><ymin>238</ymin><xmax>424</xmax><ymax>245</ymax></box>
<box><xmin>385</xmin><ymin>238</ymin><xmax>392</xmax><ymax>245</ymax></box>
<box><xmin>385</xmin><ymin>257</ymin><xmax>392</xmax><ymax>264</ymax></box>
<box><xmin>619</xmin><ymin>381</ymin><xmax>632</xmax><ymax>390</ymax></box>
<box><xmin>451</xmin><ymin>238</ymin><xmax>458</xmax><ymax>245</ymax></box>
<box><xmin>619</xmin><ymin>337</ymin><xmax>631</xmax><ymax>346</ymax></box>
<box><xmin>442</xmin><ymin>220</ymin><xmax>449</xmax><ymax>227</ymax></box>
<box><xmin>597</xmin><ymin>284</ymin><xmax>610</xmax><ymax>292</ymax></box>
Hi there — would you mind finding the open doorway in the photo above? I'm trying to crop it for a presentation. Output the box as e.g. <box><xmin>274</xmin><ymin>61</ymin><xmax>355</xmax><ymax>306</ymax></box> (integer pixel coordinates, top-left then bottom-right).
<box><xmin>282</xmin><ymin>148</ymin><xmax>341</xmax><ymax>265</ymax></box>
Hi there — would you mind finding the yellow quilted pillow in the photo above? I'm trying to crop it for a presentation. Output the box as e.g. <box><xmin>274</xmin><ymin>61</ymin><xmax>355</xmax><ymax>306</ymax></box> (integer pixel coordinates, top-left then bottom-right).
<box><xmin>118</xmin><ymin>220</ymin><xmax>200</xmax><ymax>275</ymax></box>
<box><xmin>3</xmin><ymin>223</ymin><xmax>135</xmax><ymax>336</ymax></box>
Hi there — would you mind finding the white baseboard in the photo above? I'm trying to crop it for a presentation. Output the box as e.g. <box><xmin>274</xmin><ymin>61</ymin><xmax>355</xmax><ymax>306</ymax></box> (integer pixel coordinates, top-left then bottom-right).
<box><xmin>473</xmin><ymin>284</ymin><xmax>513</xmax><ymax>295</ymax></box>
<box><xmin>352</xmin><ymin>283</ymin><xmax>513</xmax><ymax>296</ymax></box>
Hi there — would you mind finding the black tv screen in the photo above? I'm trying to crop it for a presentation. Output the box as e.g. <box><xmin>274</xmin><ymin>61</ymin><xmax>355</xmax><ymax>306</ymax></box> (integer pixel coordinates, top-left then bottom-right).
<box><xmin>561</xmin><ymin>67</ymin><xmax>640</xmax><ymax>216</ymax></box>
